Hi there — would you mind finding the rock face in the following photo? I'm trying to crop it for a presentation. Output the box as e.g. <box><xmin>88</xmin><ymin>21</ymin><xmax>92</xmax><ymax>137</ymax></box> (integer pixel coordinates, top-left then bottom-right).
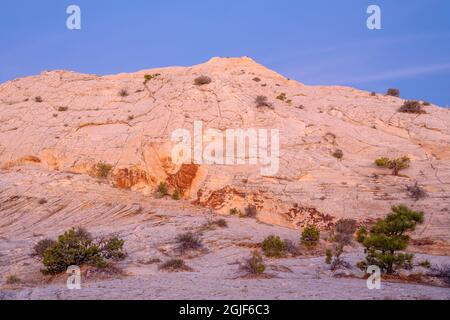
<box><xmin>1</xmin><ymin>57</ymin><xmax>449</xmax><ymax>249</ymax></box>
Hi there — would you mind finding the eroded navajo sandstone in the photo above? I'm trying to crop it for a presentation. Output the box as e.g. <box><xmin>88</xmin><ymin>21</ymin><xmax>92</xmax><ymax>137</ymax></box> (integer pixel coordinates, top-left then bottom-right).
<box><xmin>1</xmin><ymin>57</ymin><xmax>449</xmax><ymax>252</ymax></box>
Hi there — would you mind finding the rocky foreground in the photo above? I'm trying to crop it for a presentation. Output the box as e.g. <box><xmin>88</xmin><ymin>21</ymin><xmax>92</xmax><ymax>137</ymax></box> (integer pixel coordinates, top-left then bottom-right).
<box><xmin>0</xmin><ymin>57</ymin><xmax>449</xmax><ymax>299</ymax></box>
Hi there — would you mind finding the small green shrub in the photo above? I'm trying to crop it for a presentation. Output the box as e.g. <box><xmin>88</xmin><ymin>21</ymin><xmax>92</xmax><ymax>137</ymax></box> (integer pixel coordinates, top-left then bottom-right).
<box><xmin>176</xmin><ymin>232</ymin><xmax>203</xmax><ymax>253</ymax></box>
<box><xmin>261</xmin><ymin>235</ymin><xmax>286</xmax><ymax>258</ymax></box>
<box><xmin>398</xmin><ymin>100</ymin><xmax>426</xmax><ymax>114</ymax></box>
<box><xmin>159</xmin><ymin>259</ymin><xmax>191</xmax><ymax>272</ymax></box>
<box><xmin>194</xmin><ymin>75</ymin><xmax>212</xmax><ymax>86</ymax></box>
<box><xmin>33</xmin><ymin>239</ymin><xmax>56</xmax><ymax>258</ymax></box>
<box><xmin>6</xmin><ymin>274</ymin><xmax>20</xmax><ymax>285</ymax></box>
<box><xmin>157</xmin><ymin>181</ymin><xmax>169</xmax><ymax>196</ymax></box>
<box><xmin>243</xmin><ymin>251</ymin><xmax>265</xmax><ymax>275</ymax></box>
<box><xmin>40</xmin><ymin>228</ymin><xmax>126</xmax><ymax>275</ymax></box>
<box><xmin>143</xmin><ymin>73</ymin><xmax>160</xmax><ymax>84</ymax></box>
<box><xmin>276</xmin><ymin>93</ymin><xmax>287</xmax><ymax>101</ymax></box>
<box><xmin>244</xmin><ymin>205</ymin><xmax>258</xmax><ymax>218</ymax></box>
<box><xmin>356</xmin><ymin>226</ymin><xmax>368</xmax><ymax>244</ymax></box>
<box><xmin>332</xmin><ymin>149</ymin><xmax>344</xmax><ymax>160</ymax></box>
<box><xmin>93</xmin><ymin>162</ymin><xmax>113</xmax><ymax>178</ymax></box>
<box><xmin>375</xmin><ymin>156</ymin><xmax>410</xmax><ymax>176</ymax></box>
<box><xmin>386</xmin><ymin>88</ymin><xmax>400</xmax><ymax>97</ymax></box>
<box><xmin>419</xmin><ymin>260</ymin><xmax>431</xmax><ymax>269</ymax></box>
<box><xmin>301</xmin><ymin>225</ymin><xmax>320</xmax><ymax>247</ymax></box>
<box><xmin>172</xmin><ymin>189</ymin><xmax>181</xmax><ymax>200</ymax></box>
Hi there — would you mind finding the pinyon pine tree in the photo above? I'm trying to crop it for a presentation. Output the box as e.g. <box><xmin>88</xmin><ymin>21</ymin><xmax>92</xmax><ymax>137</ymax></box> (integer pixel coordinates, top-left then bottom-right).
<box><xmin>357</xmin><ymin>205</ymin><xmax>424</xmax><ymax>274</ymax></box>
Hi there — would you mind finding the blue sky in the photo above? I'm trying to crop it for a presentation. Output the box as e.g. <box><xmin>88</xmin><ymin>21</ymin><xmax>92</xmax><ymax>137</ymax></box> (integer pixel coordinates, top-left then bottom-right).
<box><xmin>1</xmin><ymin>0</ymin><xmax>450</xmax><ymax>106</ymax></box>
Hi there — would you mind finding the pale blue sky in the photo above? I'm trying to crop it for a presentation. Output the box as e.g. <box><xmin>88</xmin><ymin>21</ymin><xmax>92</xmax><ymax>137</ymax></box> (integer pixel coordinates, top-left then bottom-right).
<box><xmin>1</xmin><ymin>0</ymin><xmax>449</xmax><ymax>106</ymax></box>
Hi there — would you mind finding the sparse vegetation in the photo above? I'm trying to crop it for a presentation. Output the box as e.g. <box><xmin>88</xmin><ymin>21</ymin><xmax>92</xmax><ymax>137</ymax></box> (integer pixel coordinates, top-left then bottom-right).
<box><xmin>143</xmin><ymin>73</ymin><xmax>160</xmax><ymax>84</ymax></box>
<box><xmin>58</xmin><ymin>106</ymin><xmax>68</xmax><ymax>112</ymax></box>
<box><xmin>386</xmin><ymin>88</ymin><xmax>400</xmax><ymax>97</ymax></box>
<box><xmin>261</xmin><ymin>235</ymin><xmax>286</xmax><ymax>258</ymax></box>
<box><xmin>40</xmin><ymin>228</ymin><xmax>126</xmax><ymax>275</ymax></box>
<box><xmin>230</xmin><ymin>208</ymin><xmax>242</xmax><ymax>216</ymax></box>
<box><xmin>38</xmin><ymin>198</ymin><xmax>47</xmax><ymax>205</ymax></box>
<box><xmin>332</xmin><ymin>219</ymin><xmax>357</xmax><ymax>246</ymax></box>
<box><xmin>406</xmin><ymin>182</ymin><xmax>427</xmax><ymax>201</ymax></box>
<box><xmin>371</xmin><ymin>92</ymin><xmax>377</xmax><ymax>96</ymax></box>
<box><xmin>157</xmin><ymin>181</ymin><xmax>169</xmax><ymax>196</ymax></box>
<box><xmin>194</xmin><ymin>75</ymin><xmax>212</xmax><ymax>86</ymax></box>
<box><xmin>357</xmin><ymin>205</ymin><xmax>424</xmax><ymax>274</ymax></box>
<box><xmin>375</xmin><ymin>156</ymin><xmax>411</xmax><ymax>176</ymax></box>
<box><xmin>356</xmin><ymin>226</ymin><xmax>367</xmax><ymax>243</ymax></box>
<box><xmin>276</xmin><ymin>93</ymin><xmax>287</xmax><ymax>101</ymax></box>
<box><xmin>332</xmin><ymin>149</ymin><xmax>344</xmax><ymax>160</ymax></box>
<box><xmin>252</xmin><ymin>77</ymin><xmax>261</xmax><ymax>82</ymax></box>
<box><xmin>301</xmin><ymin>225</ymin><xmax>320</xmax><ymax>248</ymax></box>
<box><xmin>255</xmin><ymin>95</ymin><xmax>273</xmax><ymax>109</ymax></box>
<box><xmin>422</xmin><ymin>101</ymin><xmax>431</xmax><ymax>106</ymax></box>
<box><xmin>6</xmin><ymin>274</ymin><xmax>20</xmax><ymax>285</ymax></box>
<box><xmin>34</xmin><ymin>96</ymin><xmax>43</xmax><ymax>103</ymax></box>
<box><xmin>398</xmin><ymin>100</ymin><xmax>426</xmax><ymax>114</ymax></box>
<box><xmin>176</xmin><ymin>232</ymin><xmax>203</xmax><ymax>253</ymax></box>
<box><xmin>242</xmin><ymin>251</ymin><xmax>266</xmax><ymax>275</ymax></box>
<box><xmin>419</xmin><ymin>260</ymin><xmax>431</xmax><ymax>269</ymax></box>
<box><xmin>427</xmin><ymin>264</ymin><xmax>450</xmax><ymax>286</ymax></box>
<box><xmin>244</xmin><ymin>205</ymin><xmax>257</xmax><ymax>218</ymax></box>
<box><xmin>172</xmin><ymin>189</ymin><xmax>181</xmax><ymax>200</ymax></box>
<box><xmin>159</xmin><ymin>259</ymin><xmax>191</xmax><ymax>272</ymax></box>
<box><xmin>119</xmin><ymin>89</ymin><xmax>129</xmax><ymax>97</ymax></box>
<box><xmin>201</xmin><ymin>218</ymin><xmax>228</xmax><ymax>231</ymax></box>
<box><xmin>33</xmin><ymin>239</ymin><xmax>56</xmax><ymax>258</ymax></box>
<box><xmin>325</xmin><ymin>249</ymin><xmax>333</xmax><ymax>264</ymax></box>
<box><xmin>213</xmin><ymin>218</ymin><xmax>228</xmax><ymax>228</ymax></box>
<box><xmin>93</xmin><ymin>161</ymin><xmax>113</xmax><ymax>178</ymax></box>
<box><xmin>283</xmin><ymin>239</ymin><xmax>298</xmax><ymax>255</ymax></box>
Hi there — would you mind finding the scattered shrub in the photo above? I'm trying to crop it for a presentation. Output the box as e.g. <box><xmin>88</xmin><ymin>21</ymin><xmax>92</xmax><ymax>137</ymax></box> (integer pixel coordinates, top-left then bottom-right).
<box><xmin>143</xmin><ymin>73</ymin><xmax>160</xmax><ymax>84</ymax></box>
<box><xmin>172</xmin><ymin>189</ymin><xmax>181</xmax><ymax>200</ymax></box>
<box><xmin>127</xmin><ymin>115</ymin><xmax>134</xmax><ymax>121</ymax></box>
<box><xmin>244</xmin><ymin>205</ymin><xmax>258</xmax><ymax>218</ymax></box>
<box><xmin>283</xmin><ymin>239</ymin><xmax>298</xmax><ymax>255</ymax></box>
<box><xmin>213</xmin><ymin>219</ymin><xmax>228</xmax><ymax>228</ymax></box>
<box><xmin>6</xmin><ymin>274</ymin><xmax>20</xmax><ymax>285</ymax></box>
<box><xmin>398</xmin><ymin>100</ymin><xmax>426</xmax><ymax>114</ymax></box>
<box><xmin>386</xmin><ymin>88</ymin><xmax>400</xmax><ymax>97</ymax></box>
<box><xmin>201</xmin><ymin>218</ymin><xmax>228</xmax><ymax>231</ymax></box>
<box><xmin>157</xmin><ymin>181</ymin><xmax>169</xmax><ymax>196</ymax></box>
<box><xmin>301</xmin><ymin>225</ymin><xmax>320</xmax><ymax>247</ymax></box>
<box><xmin>332</xmin><ymin>219</ymin><xmax>357</xmax><ymax>245</ymax></box>
<box><xmin>34</xmin><ymin>96</ymin><xmax>43</xmax><ymax>103</ymax></box>
<box><xmin>255</xmin><ymin>95</ymin><xmax>273</xmax><ymax>109</ymax></box>
<box><xmin>159</xmin><ymin>259</ymin><xmax>191</xmax><ymax>272</ymax></box>
<box><xmin>93</xmin><ymin>161</ymin><xmax>113</xmax><ymax>178</ymax></box>
<box><xmin>427</xmin><ymin>264</ymin><xmax>450</xmax><ymax>286</ymax></box>
<box><xmin>406</xmin><ymin>182</ymin><xmax>427</xmax><ymax>201</ymax></box>
<box><xmin>39</xmin><ymin>228</ymin><xmax>126</xmax><ymax>275</ymax></box>
<box><xmin>276</xmin><ymin>93</ymin><xmax>287</xmax><ymax>101</ymax></box>
<box><xmin>371</xmin><ymin>92</ymin><xmax>377</xmax><ymax>96</ymax></box>
<box><xmin>176</xmin><ymin>232</ymin><xmax>203</xmax><ymax>253</ymax></box>
<box><xmin>261</xmin><ymin>235</ymin><xmax>286</xmax><ymax>258</ymax></box>
<box><xmin>375</xmin><ymin>156</ymin><xmax>410</xmax><ymax>176</ymax></box>
<box><xmin>252</xmin><ymin>77</ymin><xmax>261</xmax><ymax>82</ymax></box>
<box><xmin>422</xmin><ymin>101</ymin><xmax>431</xmax><ymax>106</ymax></box>
<box><xmin>329</xmin><ymin>244</ymin><xmax>351</xmax><ymax>271</ymax></box>
<box><xmin>58</xmin><ymin>106</ymin><xmax>68</xmax><ymax>112</ymax></box>
<box><xmin>33</xmin><ymin>239</ymin><xmax>56</xmax><ymax>258</ymax></box>
<box><xmin>325</xmin><ymin>249</ymin><xmax>333</xmax><ymax>264</ymax></box>
<box><xmin>243</xmin><ymin>251</ymin><xmax>265</xmax><ymax>275</ymax></box>
<box><xmin>357</xmin><ymin>205</ymin><xmax>424</xmax><ymax>274</ymax></box>
<box><xmin>230</xmin><ymin>208</ymin><xmax>242</xmax><ymax>216</ymax></box>
<box><xmin>194</xmin><ymin>75</ymin><xmax>212</xmax><ymax>86</ymax></box>
<box><xmin>98</xmin><ymin>236</ymin><xmax>126</xmax><ymax>260</ymax></box>
<box><xmin>42</xmin><ymin>228</ymin><xmax>104</xmax><ymax>275</ymax></box>
<box><xmin>332</xmin><ymin>149</ymin><xmax>344</xmax><ymax>160</ymax></box>
<box><xmin>119</xmin><ymin>89</ymin><xmax>129</xmax><ymax>97</ymax></box>
<box><xmin>38</xmin><ymin>198</ymin><xmax>47</xmax><ymax>205</ymax></box>
<box><xmin>419</xmin><ymin>260</ymin><xmax>431</xmax><ymax>269</ymax></box>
